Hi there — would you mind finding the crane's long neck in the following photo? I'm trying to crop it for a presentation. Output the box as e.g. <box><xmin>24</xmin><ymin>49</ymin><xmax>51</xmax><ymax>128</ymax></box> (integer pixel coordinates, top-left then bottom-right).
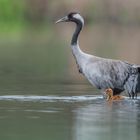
<box><xmin>70</xmin><ymin>22</ymin><xmax>84</xmax><ymax>58</ymax></box>
<box><xmin>70</xmin><ymin>21</ymin><xmax>88</xmax><ymax>72</ymax></box>
<box><xmin>71</xmin><ymin>22</ymin><xmax>82</xmax><ymax>46</ymax></box>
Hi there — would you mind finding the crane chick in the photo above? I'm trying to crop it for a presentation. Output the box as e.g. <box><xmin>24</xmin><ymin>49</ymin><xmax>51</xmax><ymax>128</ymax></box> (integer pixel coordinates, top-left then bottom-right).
<box><xmin>105</xmin><ymin>88</ymin><xmax>125</xmax><ymax>101</ymax></box>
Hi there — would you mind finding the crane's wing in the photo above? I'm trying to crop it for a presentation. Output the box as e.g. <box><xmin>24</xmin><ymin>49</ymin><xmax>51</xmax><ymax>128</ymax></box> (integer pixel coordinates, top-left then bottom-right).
<box><xmin>85</xmin><ymin>58</ymin><xmax>137</xmax><ymax>93</ymax></box>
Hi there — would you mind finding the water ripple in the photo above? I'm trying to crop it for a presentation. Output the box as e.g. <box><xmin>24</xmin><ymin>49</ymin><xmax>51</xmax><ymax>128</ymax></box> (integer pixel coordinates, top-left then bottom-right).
<box><xmin>0</xmin><ymin>95</ymin><xmax>103</xmax><ymax>102</ymax></box>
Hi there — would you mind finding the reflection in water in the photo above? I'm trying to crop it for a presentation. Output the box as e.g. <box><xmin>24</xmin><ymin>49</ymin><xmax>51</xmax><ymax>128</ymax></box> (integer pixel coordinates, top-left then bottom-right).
<box><xmin>73</xmin><ymin>100</ymin><xmax>140</xmax><ymax>140</ymax></box>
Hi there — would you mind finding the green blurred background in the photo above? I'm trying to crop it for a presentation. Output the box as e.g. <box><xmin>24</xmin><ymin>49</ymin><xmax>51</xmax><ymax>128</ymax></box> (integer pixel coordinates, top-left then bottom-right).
<box><xmin>0</xmin><ymin>0</ymin><xmax>140</xmax><ymax>84</ymax></box>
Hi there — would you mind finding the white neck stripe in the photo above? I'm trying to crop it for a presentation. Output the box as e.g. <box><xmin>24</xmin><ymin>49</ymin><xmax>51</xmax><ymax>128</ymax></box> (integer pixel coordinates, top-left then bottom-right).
<box><xmin>73</xmin><ymin>14</ymin><xmax>84</xmax><ymax>25</ymax></box>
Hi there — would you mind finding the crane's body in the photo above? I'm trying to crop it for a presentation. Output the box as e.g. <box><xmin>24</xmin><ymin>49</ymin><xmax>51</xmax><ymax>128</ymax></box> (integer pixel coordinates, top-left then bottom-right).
<box><xmin>56</xmin><ymin>12</ymin><xmax>140</xmax><ymax>99</ymax></box>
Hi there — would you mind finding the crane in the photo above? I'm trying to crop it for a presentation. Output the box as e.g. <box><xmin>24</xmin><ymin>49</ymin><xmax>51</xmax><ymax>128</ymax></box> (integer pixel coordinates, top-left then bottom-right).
<box><xmin>105</xmin><ymin>88</ymin><xmax>125</xmax><ymax>101</ymax></box>
<box><xmin>56</xmin><ymin>12</ymin><xmax>140</xmax><ymax>99</ymax></box>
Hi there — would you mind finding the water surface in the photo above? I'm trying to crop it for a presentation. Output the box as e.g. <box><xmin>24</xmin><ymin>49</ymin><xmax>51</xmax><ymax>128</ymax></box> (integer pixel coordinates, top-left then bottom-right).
<box><xmin>0</xmin><ymin>83</ymin><xmax>140</xmax><ymax>140</ymax></box>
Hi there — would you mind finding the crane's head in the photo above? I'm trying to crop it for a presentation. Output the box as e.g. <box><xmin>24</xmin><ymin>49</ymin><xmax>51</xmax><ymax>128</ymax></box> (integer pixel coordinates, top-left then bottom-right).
<box><xmin>56</xmin><ymin>12</ymin><xmax>84</xmax><ymax>26</ymax></box>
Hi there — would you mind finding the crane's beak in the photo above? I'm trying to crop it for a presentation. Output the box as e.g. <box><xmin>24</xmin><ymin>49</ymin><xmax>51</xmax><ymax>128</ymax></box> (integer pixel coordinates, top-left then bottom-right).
<box><xmin>55</xmin><ymin>16</ymin><xmax>68</xmax><ymax>24</ymax></box>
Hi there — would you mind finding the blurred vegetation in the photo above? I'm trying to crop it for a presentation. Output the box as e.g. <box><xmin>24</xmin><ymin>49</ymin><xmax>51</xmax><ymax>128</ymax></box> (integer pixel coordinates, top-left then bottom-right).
<box><xmin>1</xmin><ymin>0</ymin><xmax>140</xmax><ymax>33</ymax></box>
<box><xmin>0</xmin><ymin>0</ymin><xmax>140</xmax><ymax>83</ymax></box>
<box><xmin>0</xmin><ymin>0</ymin><xmax>25</xmax><ymax>33</ymax></box>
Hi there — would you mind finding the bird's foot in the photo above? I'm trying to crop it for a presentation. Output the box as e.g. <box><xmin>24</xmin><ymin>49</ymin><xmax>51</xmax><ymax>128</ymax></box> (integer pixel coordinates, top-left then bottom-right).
<box><xmin>129</xmin><ymin>93</ymin><xmax>137</xmax><ymax>100</ymax></box>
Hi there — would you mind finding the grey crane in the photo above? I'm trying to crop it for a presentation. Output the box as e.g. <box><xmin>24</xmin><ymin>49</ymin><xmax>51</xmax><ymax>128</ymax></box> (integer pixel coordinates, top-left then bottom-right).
<box><xmin>56</xmin><ymin>12</ymin><xmax>140</xmax><ymax>99</ymax></box>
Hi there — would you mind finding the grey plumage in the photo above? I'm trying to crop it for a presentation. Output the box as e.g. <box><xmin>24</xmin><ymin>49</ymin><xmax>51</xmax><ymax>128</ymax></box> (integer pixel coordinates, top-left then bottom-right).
<box><xmin>56</xmin><ymin>12</ymin><xmax>140</xmax><ymax>98</ymax></box>
<box><xmin>84</xmin><ymin>58</ymin><xmax>140</xmax><ymax>97</ymax></box>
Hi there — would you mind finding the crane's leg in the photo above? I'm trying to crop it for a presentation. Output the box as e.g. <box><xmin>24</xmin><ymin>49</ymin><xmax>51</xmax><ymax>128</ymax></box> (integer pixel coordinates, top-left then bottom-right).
<box><xmin>135</xmin><ymin>93</ymin><xmax>137</xmax><ymax>99</ymax></box>
<box><xmin>131</xmin><ymin>92</ymin><xmax>137</xmax><ymax>99</ymax></box>
<box><xmin>132</xmin><ymin>92</ymin><xmax>135</xmax><ymax>99</ymax></box>
<box><xmin>128</xmin><ymin>93</ymin><xmax>131</xmax><ymax>99</ymax></box>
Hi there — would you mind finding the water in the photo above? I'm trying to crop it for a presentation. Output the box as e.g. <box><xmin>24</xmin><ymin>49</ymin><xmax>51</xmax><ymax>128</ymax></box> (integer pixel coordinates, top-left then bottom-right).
<box><xmin>0</xmin><ymin>82</ymin><xmax>140</xmax><ymax>140</ymax></box>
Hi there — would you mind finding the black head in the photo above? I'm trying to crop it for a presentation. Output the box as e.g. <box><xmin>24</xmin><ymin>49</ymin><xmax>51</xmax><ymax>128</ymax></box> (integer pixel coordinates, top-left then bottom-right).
<box><xmin>56</xmin><ymin>12</ymin><xmax>84</xmax><ymax>25</ymax></box>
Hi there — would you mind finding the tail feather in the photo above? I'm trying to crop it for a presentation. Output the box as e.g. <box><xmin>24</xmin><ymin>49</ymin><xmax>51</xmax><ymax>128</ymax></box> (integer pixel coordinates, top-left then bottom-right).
<box><xmin>133</xmin><ymin>65</ymin><xmax>140</xmax><ymax>73</ymax></box>
<box><xmin>137</xmin><ymin>74</ymin><xmax>140</xmax><ymax>93</ymax></box>
<box><xmin>124</xmin><ymin>72</ymin><xmax>140</xmax><ymax>94</ymax></box>
<box><xmin>125</xmin><ymin>65</ymin><xmax>140</xmax><ymax>95</ymax></box>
